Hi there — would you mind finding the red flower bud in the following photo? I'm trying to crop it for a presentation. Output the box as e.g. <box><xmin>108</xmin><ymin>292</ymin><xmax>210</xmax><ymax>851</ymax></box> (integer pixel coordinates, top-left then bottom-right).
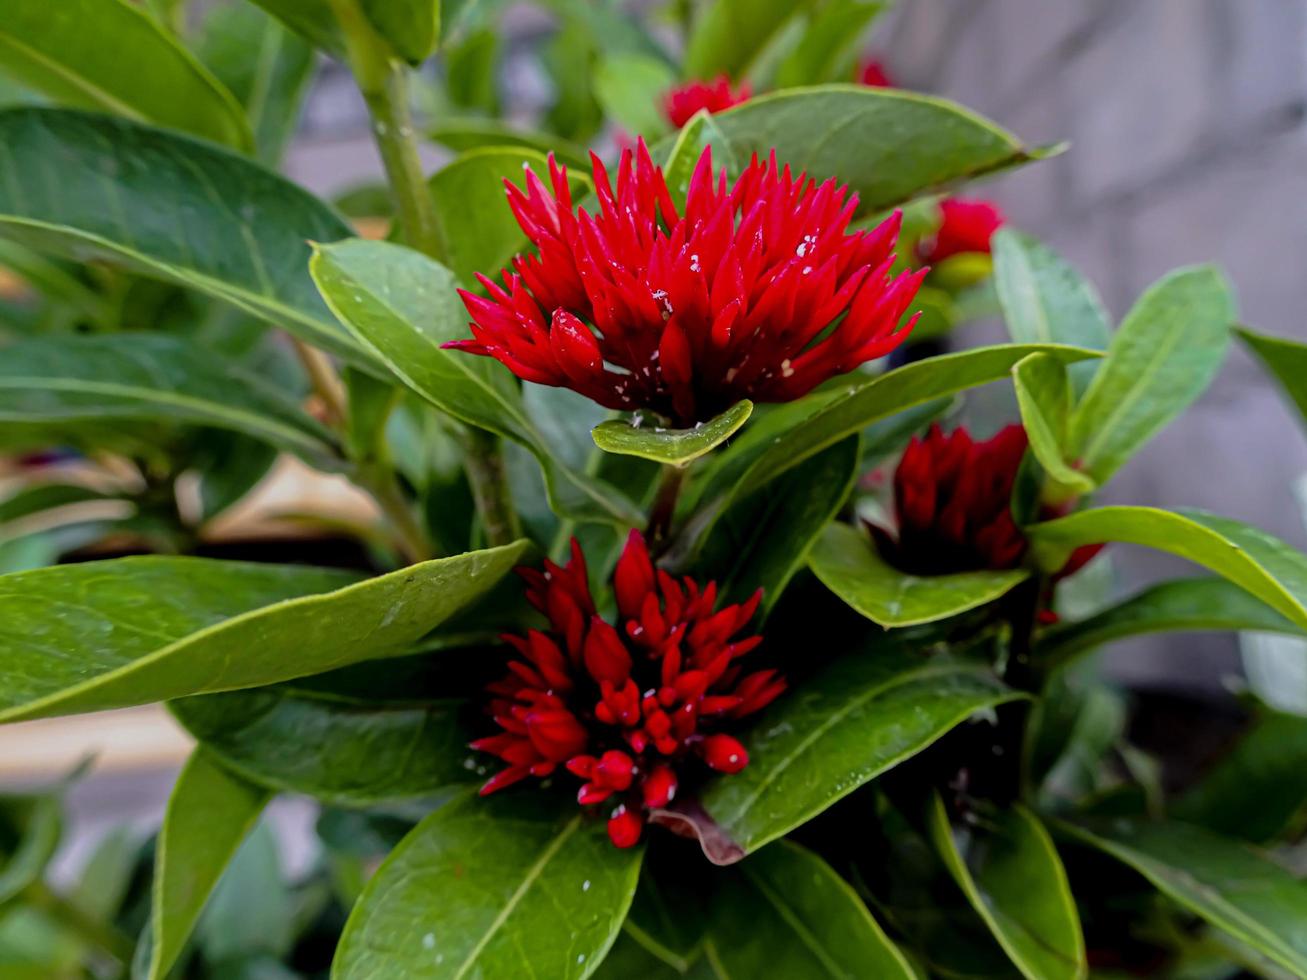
<box><xmin>703</xmin><ymin>734</ymin><xmax>749</xmax><ymax>773</ymax></box>
<box><xmin>607</xmin><ymin>806</ymin><xmax>645</xmax><ymax>849</ymax></box>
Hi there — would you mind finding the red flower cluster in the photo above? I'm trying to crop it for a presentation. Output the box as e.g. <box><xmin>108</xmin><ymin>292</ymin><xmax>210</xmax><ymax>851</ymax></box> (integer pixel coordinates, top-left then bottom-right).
<box><xmin>859</xmin><ymin>60</ymin><xmax>893</xmax><ymax>87</ymax></box>
<box><xmin>472</xmin><ymin>531</ymin><xmax>784</xmax><ymax>848</ymax></box>
<box><xmin>447</xmin><ymin>141</ymin><xmax>925</xmax><ymax>426</ymax></box>
<box><xmin>918</xmin><ymin>198</ymin><xmax>1005</xmax><ymax>264</ymax></box>
<box><xmin>662</xmin><ymin>75</ymin><xmax>752</xmax><ymax>127</ymax></box>
<box><xmin>877</xmin><ymin>424</ymin><xmax>1099</xmax><ymax>579</ymax></box>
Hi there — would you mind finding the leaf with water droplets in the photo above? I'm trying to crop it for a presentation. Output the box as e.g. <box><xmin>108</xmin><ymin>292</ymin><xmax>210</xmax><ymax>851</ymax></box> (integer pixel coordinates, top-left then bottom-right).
<box><xmin>593</xmin><ymin>401</ymin><xmax>753</xmax><ymax>467</ymax></box>
<box><xmin>333</xmin><ymin>791</ymin><xmax>643</xmax><ymax>979</ymax></box>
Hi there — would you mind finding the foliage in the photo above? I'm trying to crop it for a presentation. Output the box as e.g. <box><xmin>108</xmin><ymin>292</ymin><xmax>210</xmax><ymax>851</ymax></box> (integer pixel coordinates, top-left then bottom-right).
<box><xmin>1</xmin><ymin>1</ymin><xmax>1305</xmax><ymax>978</ymax></box>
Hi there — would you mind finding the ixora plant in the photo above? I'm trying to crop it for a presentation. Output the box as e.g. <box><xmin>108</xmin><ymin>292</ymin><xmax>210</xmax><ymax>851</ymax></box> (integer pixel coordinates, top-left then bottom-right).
<box><xmin>2</xmin><ymin>1</ymin><xmax>1307</xmax><ymax>978</ymax></box>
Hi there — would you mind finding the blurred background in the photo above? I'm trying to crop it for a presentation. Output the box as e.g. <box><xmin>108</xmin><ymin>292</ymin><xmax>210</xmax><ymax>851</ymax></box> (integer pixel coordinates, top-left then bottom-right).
<box><xmin>3</xmin><ymin>0</ymin><xmax>1306</xmax><ymax>936</ymax></box>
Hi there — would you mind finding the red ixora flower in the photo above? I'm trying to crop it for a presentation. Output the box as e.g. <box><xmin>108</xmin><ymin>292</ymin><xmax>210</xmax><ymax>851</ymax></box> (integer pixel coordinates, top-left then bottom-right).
<box><xmin>876</xmin><ymin>423</ymin><xmax>1100</xmax><ymax>578</ymax></box>
<box><xmin>859</xmin><ymin>60</ymin><xmax>894</xmax><ymax>87</ymax></box>
<box><xmin>917</xmin><ymin>197</ymin><xmax>1005</xmax><ymax>264</ymax></box>
<box><xmin>662</xmin><ymin>75</ymin><xmax>752</xmax><ymax>127</ymax></box>
<box><xmin>472</xmin><ymin>531</ymin><xmax>785</xmax><ymax>848</ymax></box>
<box><xmin>445</xmin><ymin>140</ymin><xmax>925</xmax><ymax>426</ymax></box>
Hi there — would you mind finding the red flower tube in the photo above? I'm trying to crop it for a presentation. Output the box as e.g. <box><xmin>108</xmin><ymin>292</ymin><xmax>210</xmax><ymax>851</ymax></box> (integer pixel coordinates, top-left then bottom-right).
<box><xmin>859</xmin><ymin>60</ymin><xmax>893</xmax><ymax>88</ymax></box>
<box><xmin>472</xmin><ymin>531</ymin><xmax>785</xmax><ymax>848</ymax></box>
<box><xmin>662</xmin><ymin>75</ymin><xmax>752</xmax><ymax>128</ymax></box>
<box><xmin>445</xmin><ymin>140</ymin><xmax>925</xmax><ymax>427</ymax></box>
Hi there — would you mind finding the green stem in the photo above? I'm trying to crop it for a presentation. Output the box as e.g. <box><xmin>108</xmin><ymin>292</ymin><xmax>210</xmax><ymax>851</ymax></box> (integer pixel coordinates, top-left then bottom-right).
<box><xmin>25</xmin><ymin>880</ymin><xmax>135</xmax><ymax>965</ymax></box>
<box><xmin>459</xmin><ymin>427</ymin><xmax>522</xmax><ymax>547</ymax></box>
<box><xmin>646</xmin><ymin>464</ymin><xmax>687</xmax><ymax>552</ymax></box>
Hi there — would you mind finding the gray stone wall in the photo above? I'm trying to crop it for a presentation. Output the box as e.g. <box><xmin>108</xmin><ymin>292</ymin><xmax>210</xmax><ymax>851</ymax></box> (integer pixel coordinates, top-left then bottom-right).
<box><xmin>880</xmin><ymin>0</ymin><xmax>1307</xmax><ymax>689</ymax></box>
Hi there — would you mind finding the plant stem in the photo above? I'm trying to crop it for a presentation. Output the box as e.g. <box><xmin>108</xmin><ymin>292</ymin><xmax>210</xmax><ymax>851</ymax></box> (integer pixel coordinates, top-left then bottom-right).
<box><xmin>290</xmin><ymin>336</ymin><xmax>347</xmax><ymax>428</ymax></box>
<box><xmin>25</xmin><ymin>879</ymin><xmax>135</xmax><ymax>965</ymax></box>
<box><xmin>646</xmin><ymin>464</ymin><xmax>687</xmax><ymax>551</ymax></box>
<box><xmin>329</xmin><ymin>0</ymin><xmax>447</xmax><ymax>262</ymax></box>
<box><xmin>459</xmin><ymin>427</ymin><xmax>522</xmax><ymax>547</ymax></box>
<box><xmin>332</xmin><ymin>0</ymin><xmax>520</xmax><ymax>544</ymax></box>
<box><xmin>366</xmin><ymin>466</ymin><xmax>434</xmax><ymax>562</ymax></box>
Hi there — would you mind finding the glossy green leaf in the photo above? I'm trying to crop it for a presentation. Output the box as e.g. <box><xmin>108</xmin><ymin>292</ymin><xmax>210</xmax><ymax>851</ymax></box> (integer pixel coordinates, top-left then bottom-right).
<box><xmin>311</xmin><ymin>237</ymin><xmax>641</xmax><ymax>526</ymax></box>
<box><xmin>1028</xmin><ymin>506</ymin><xmax>1307</xmax><ymax>631</ymax></box>
<box><xmin>334</xmin><ymin>791</ymin><xmax>643</xmax><ymax>979</ymax></box>
<box><xmin>1173</xmin><ymin>709</ymin><xmax>1307</xmax><ymax>842</ymax></box>
<box><xmin>705</xmin><ymin>436</ymin><xmax>860</xmax><ymax>614</ymax></box>
<box><xmin>195</xmin><ymin>819</ymin><xmax>294</xmax><ymax>965</ymax></box>
<box><xmin>810</xmin><ymin>522</ymin><xmax>1028</xmax><ymax>628</ymax></box>
<box><xmin>684</xmin><ymin>0</ymin><xmax>804</xmax><ymax>80</ymax></box>
<box><xmin>147</xmin><ymin>749</ymin><xmax>271</xmax><ymax>980</ymax></box>
<box><xmin>170</xmin><ymin>684</ymin><xmax>475</xmax><ymax>806</ymax></box>
<box><xmin>699</xmin><ymin>647</ymin><xmax>1022</xmax><ymax>854</ymax></box>
<box><xmin>1237</xmin><ymin>326</ymin><xmax>1307</xmax><ymax>427</ymax></box>
<box><xmin>662</xmin><ymin>110</ymin><xmax>739</xmax><ymax>205</ymax></box>
<box><xmin>1012</xmin><ymin>353</ymin><xmax>1095</xmax><ymax>498</ymax></box>
<box><xmin>428</xmin><ymin>118</ymin><xmax>590</xmax><ymax>169</ymax></box>
<box><xmin>428</xmin><ymin>148</ymin><xmax>591</xmax><ymax>288</ymax></box>
<box><xmin>623</xmin><ymin>863</ymin><xmax>705</xmax><ymax>971</ymax></box>
<box><xmin>928</xmin><ymin>796</ymin><xmax>1085</xmax><ymax>980</ymax></box>
<box><xmin>594</xmin><ymin>933</ymin><xmax>702</xmax><ymax>979</ymax></box>
<box><xmin>361</xmin><ymin>0</ymin><xmax>440</xmax><ymax>64</ymax></box>
<box><xmin>196</xmin><ymin>1</ymin><xmax>315</xmax><ymax>164</ymax></box>
<box><xmin>1069</xmin><ymin>266</ymin><xmax>1234</xmax><ymax>484</ymax></box>
<box><xmin>593</xmin><ymin>401</ymin><xmax>752</xmax><ymax>467</ymax></box>
<box><xmin>683</xmin><ymin>344</ymin><xmax>1100</xmax><ymax>560</ymax></box>
<box><xmin>0</xmin><ymin>542</ymin><xmax>527</xmax><ymax>723</ymax></box>
<box><xmin>0</xmin><ymin>109</ymin><xmax>363</xmax><ymax>363</ymax></box>
<box><xmin>1035</xmin><ymin>577</ymin><xmax>1304</xmax><ymax>669</ymax></box>
<box><xmin>991</xmin><ymin>229</ymin><xmax>1110</xmax><ymax>397</ymax></box>
<box><xmin>1056</xmin><ymin>818</ymin><xmax>1307</xmax><ymax>977</ymax></box>
<box><xmin>709</xmin><ymin>86</ymin><xmax>1049</xmax><ymax>214</ymax></box>
<box><xmin>705</xmin><ymin>841</ymin><xmax>916</xmax><ymax>979</ymax></box>
<box><xmin>444</xmin><ymin>28</ymin><xmax>500</xmax><ymax>115</ymax></box>
<box><xmin>774</xmin><ymin>2</ymin><xmax>888</xmax><ymax>88</ymax></box>
<box><xmin>0</xmin><ymin>0</ymin><xmax>251</xmax><ymax>149</ymax></box>
<box><xmin>247</xmin><ymin>0</ymin><xmax>345</xmax><ymax>56</ymax></box>
<box><xmin>594</xmin><ymin>54</ymin><xmax>676</xmax><ymax>138</ymax></box>
<box><xmin>0</xmin><ymin>334</ymin><xmax>338</xmax><ymax>466</ymax></box>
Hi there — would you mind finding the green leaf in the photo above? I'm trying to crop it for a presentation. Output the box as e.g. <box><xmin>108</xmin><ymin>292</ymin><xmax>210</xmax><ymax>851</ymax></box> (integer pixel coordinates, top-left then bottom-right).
<box><xmin>928</xmin><ymin>796</ymin><xmax>1085</xmax><ymax>980</ymax></box>
<box><xmin>246</xmin><ymin>0</ymin><xmax>345</xmax><ymax>56</ymax></box>
<box><xmin>1236</xmin><ymin>326</ymin><xmax>1307</xmax><ymax>428</ymax></box>
<box><xmin>594</xmin><ymin>54</ymin><xmax>676</xmax><ymax>138</ymax></box>
<box><xmin>708</xmin><ymin>86</ymin><xmax>1050</xmax><ymax>214</ymax></box>
<box><xmin>991</xmin><ymin>229</ymin><xmax>1110</xmax><ymax>397</ymax></box>
<box><xmin>699</xmin><ymin>646</ymin><xmax>1022</xmax><ymax>854</ymax></box>
<box><xmin>310</xmin><ymin>237</ymin><xmax>641</xmax><ymax>526</ymax></box>
<box><xmin>684</xmin><ymin>0</ymin><xmax>805</xmax><ymax>80</ymax></box>
<box><xmin>170</xmin><ymin>684</ymin><xmax>475</xmax><ymax>806</ymax></box>
<box><xmin>705</xmin><ymin>841</ymin><xmax>917</xmax><ymax>978</ymax></box>
<box><xmin>361</xmin><ymin>0</ymin><xmax>440</xmax><ymax>64</ymax></box>
<box><xmin>1173</xmin><ymin>709</ymin><xmax>1307</xmax><ymax>842</ymax></box>
<box><xmin>1012</xmin><ymin>353</ymin><xmax>1095</xmax><ymax>498</ymax></box>
<box><xmin>623</xmin><ymin>863</ymin><xmax>705</xmax><ymax>971</ymax></box>
<box><xmin>333</xmin><ymin>791</ymin><xmax>643</xmax><ymax>979</ymax></box>
<box><xmin>0</xmin><ymin>0</ymin><xmax>251</xmax><ymax>150</ymax></box>
<box><xmin>196</xmin><ymin>1</ymin><xmax>316</xmax><ymax>164</ymax></box>
<box><xmin>147</xmin><ymin>749</ymin><xmax>271</xmax><ymax>980</ymax></box>
<box><xmin>593</xmin><ymin>401</ymin><xmax>752</xmax><ymax>467</ymax></box>
<box><xmin>1068</xmin><ymin>266</ymin><xmax>1234</xmax><ymax>484</ymax></box>
<box><xmin>1055</xmin><ymin>818</ymin><xmax>1307</xmax><ymax>977</ymax></box>
<box><xmin>809</xmin><ymin>522</ymin><xmax>1028</xmax><ymax>628</ymax></box>
<box><xmin>443</xmin><ymin>27</ymin><xmax>500</xmax><ymax>115</ymax></box>
<box><xmin>705</xmin><ymin>435</ymin><xmax>861</xmax><ymax>614</ymax></box>
<box><xmin>0</xmin><ymin>484</ymin><xmax>115</xmax><ymax>527</ymax></box>
<box><xmin>428</xmin><ymin>147</ymin><xmax>591</xmax><ymax>289</ymax></box>
<box><xmin>0</xmin><ymin>108</ymin><xmax>363</xmax><ymax>364</ymax></box>
<box><xmin>0</xmin><ymin>792</ymin><xmax>61</xmax><ymax>906</ymax></box>
<box><xmin>593</xmin><ymin>933</ymin><xmax>701</xmax><ymax>979</ymax></box>
<box><xmin>1034</xmin><ymin>577</ymin><xmax>1304</xmax><ymax>669</ymax></box>
<box><xmin>682</xmin><ymin>344</ymin><xmax>1101</xmax><ymax>560</ymax></box>
<box><xmin>0</xmin><ymin>542</ymin><xmax>528</xmax><ymax>723</ymax></box>
<box><xmin>662</xmin><ymin>110</ymin><xmax>739</xmax><ymax>206</ymax></box>
<box><xmin>1027</xmin><ymin>507</ymin><xmax>1307</xmax><ymax>631</ymax></box>
<box><xmin>195</xmin><ymin>819</ymin><xmax>294</xmax><ymax>965</ymax></box>
<box><xmin>0</xmin><ymin>334</ymin><xmax>338</xmax><ymax>466</ymax></box>
<box><xmin>774</xmin><ymin>2</ymin><xmax>888</xmax><ymax>88</ymax></box>
<box><xmin>428</xmin><ymin>118</ymin><xmax>590</xmax><ymax>169</ymax></box>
